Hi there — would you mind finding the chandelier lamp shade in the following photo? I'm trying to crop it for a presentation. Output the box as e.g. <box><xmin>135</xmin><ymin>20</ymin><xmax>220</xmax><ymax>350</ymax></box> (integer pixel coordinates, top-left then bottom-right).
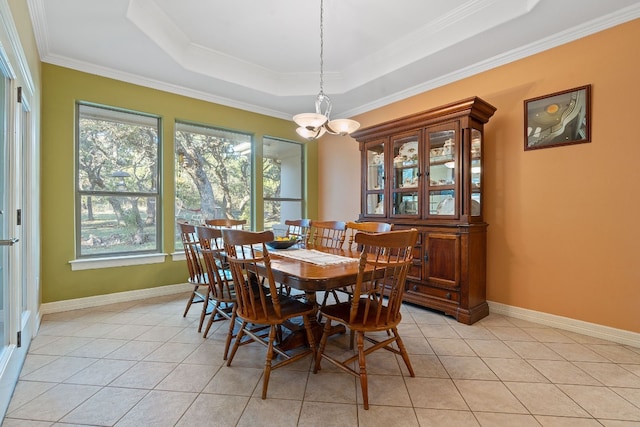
<box><xmin>293</xmin><ymin>0</ymin><xmax>360</xmax><ymax>140</ymax></box>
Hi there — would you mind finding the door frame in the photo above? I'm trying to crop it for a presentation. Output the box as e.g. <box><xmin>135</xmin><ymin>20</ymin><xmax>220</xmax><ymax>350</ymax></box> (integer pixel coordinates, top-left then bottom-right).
<box><xmin>0</xmin><ymin>1</ymin><xmax>41</xmax><ymax>418</ymax></box>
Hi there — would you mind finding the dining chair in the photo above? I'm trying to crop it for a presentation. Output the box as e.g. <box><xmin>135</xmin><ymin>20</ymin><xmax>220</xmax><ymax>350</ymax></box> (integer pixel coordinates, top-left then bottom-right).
<box><xmin>177</xmin><ymin>221</ymin><xmax>208</xmax><ymax>318</ymax></box>
<box><xmin>222</xmin><ymin>229</ymin><xmax>318</xmax><ymax>399</ymax></box>
<box><xmin>308</xmin><ymin>220</ymin><xmax>347</xmax><ymax>249</ymax></box>
<box><xmin>205</xmin><ymin>218</ymin><xmax>247</xmax><ymax>229</ymax></box>
<box><xmin>313</xmin><ymin>229</ymin><xmax>418</xmax><ymax>410</ymax></box>
<box><xmin>326</xmin><ymin>221</ymin><xmax>394</xmax><ymax>347</ymax></box>
<box><xmin>345</xmin><ymin>221</ymin><xmax>392</xmax><ymax>250</ymax></box>
<box><xmin>308</xmin><ymin>220</ymin><xmax>348</xmax><ymax>319</ymax></box>
<box><xmin>195</xmin><ymin>225</ymin><xmax>238</xmax><ymax>359</ymax></box>
<box><xmin>284</xmin><ymin>218</ymin><xmax>311</xmax><ymax>246</ymax></box>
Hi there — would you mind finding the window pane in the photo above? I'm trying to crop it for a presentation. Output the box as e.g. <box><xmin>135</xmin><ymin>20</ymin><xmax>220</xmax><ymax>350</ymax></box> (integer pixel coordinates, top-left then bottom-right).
<box><xmin>263</xmin><ymin>137</ymin><xmax>303</xmax><ymax>229</ymax></box>
<box><xmin>77</xmin><ymin>103</ymin><xmax>160</xmax><ymax>258</ymax></box>
<box><xmin>264</xmin><ymin>200</ymin><xmax>302</xmax><ymax>230</ymax></box>
<box><xmin>78</xmin><ymin>104</ymin><xmax>159</xmax><ymax>193</ymax></box>
<box><xmin>175</xmin><ymin>122</ymin><xmax>252</xmax><ymax>241</ymax></box>
<box><xmin>79</xmin><ymin>195</ymin><xmax>158</xmax><ymax>256</ymax></box>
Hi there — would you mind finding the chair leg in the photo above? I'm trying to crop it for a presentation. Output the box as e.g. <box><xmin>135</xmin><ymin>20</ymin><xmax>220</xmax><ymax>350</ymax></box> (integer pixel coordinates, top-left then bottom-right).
<box><xmin>261</xmin><ymin>325</ymin><xmax>277</xmax><ymax>399</ymax></box>
<box><xmin>198</xmin><ymin>288</ymin><xmax>212</xmax><ymax>332</ymax></box>
<box><xmin>223</xmin><ymin>308</ymin><xmax>237</xmax><ymax>360</ymax></box>
<box><xmin>226</xmin><ymin>321</ymin><xmax>247</xmax><ymax>366</ymax></box>
<box><xmin>183</xmin><ymin>285</ymin><xmax>199</xmax><ymax>317</ymax></box>
<box><xmin>392</xmin><ymin>328</ymin><xmax>415</xmax><ymax>377</ymax></box>
<box><xmin>356</xmin><ymin>331</ymin><xmax>369</xmax><ymax>410</ymax></box>
<box><xmin>202</xmin><ymin>307</ymin><xmax>215</xmax><ymax>339</ymax></box>
<box><xmin>313</xmin><ymin>319</ymin><xmax>332</xmax><ymax>373</ymax></box>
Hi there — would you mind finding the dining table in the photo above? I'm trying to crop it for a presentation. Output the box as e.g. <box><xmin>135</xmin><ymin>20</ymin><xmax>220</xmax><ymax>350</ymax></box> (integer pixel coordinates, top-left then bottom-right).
<box><xmin>264</xmin><ymin>244</ymin><xmax>364</xmax><ymax>350</ymax></box>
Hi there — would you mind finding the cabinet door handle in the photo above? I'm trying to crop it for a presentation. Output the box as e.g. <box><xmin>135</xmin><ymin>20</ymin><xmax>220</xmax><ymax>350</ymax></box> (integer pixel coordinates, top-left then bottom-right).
<box><xmin>412</xmin><ymin>285</ymin><xmax>418</xmax><ymax>292</ymax></box>
<box><xmin>424</xmin><ymin>253</ymin><xmax>428</xmax><ymax>261</ymax></box>
<box><xmin>445</xmin><ymin>292</ymin><xmax>451</xmax><ymax>300</ymax></box>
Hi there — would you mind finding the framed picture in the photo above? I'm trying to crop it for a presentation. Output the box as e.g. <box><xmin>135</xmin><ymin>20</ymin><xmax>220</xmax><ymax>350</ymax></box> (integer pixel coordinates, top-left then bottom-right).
<box><xmin>524</xmin><ymin>85</ymin><xmax>591</xmax><ymax>151</ymax></box>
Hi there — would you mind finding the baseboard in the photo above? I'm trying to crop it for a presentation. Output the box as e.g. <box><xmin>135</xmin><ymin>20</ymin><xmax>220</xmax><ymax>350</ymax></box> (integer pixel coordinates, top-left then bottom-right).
<box><xmin>39</xmin><ymin>283</ymin><xmax>190</xmax><ymax>315</ymax></box>
<box><xmin>488</xmin><ymin>301</ymin><xmax>639</xmax><ymax>348</ymax></box>
<box><xmin>37</xmin><ymin>287</ymin><xmax>637</xmax><ymax>348</ymax></box>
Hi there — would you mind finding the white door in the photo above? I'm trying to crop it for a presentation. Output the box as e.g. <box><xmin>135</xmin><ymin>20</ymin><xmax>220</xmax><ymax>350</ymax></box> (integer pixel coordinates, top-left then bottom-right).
<box><xmin>0</xmin><ymin>19</ymin><xmax>38</xmax><ymax>414</ymax></box>
<box><xmin>0</xmin><ymin>73</ymin><xmax>10</xmax><ymax>366</ymax></box>
<box><xmin>0</xmin><ymin>53</ymin><xmax>31</xmax><ymax>420</ymax></box>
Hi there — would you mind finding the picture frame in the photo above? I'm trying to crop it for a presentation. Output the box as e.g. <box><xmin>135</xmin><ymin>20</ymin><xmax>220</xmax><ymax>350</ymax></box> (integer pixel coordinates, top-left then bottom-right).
<box><xmin>524</xmin><ymin>85</ymin><xmax>591</xmax><ymax>151</ymax></box>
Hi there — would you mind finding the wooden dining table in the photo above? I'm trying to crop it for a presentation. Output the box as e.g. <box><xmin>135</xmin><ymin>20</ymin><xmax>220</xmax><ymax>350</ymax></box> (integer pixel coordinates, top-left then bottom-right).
<box><xmin>265</xmin><ymin>245</ymin><xmax>363</xmax><ymax>350</ymax></box>
<box><xmin>268</xmin><ymin>247</ymin><xmax>361</xmax><ymax>295</ymax></box>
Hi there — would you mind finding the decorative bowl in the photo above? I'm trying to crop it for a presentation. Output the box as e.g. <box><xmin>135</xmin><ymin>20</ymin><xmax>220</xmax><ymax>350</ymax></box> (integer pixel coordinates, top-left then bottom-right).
<box><xmin>266</xmin><ymin>238</ymin><xmax>298</xmax><ymax>249</ymax></box>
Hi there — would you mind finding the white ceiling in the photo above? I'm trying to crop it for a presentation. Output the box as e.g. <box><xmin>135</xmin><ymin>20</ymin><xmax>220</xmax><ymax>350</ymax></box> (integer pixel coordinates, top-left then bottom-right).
<box><xmin>29</xmin><ymin>0</ymin><xmax>640</xmax><ymax>120</ymax></box>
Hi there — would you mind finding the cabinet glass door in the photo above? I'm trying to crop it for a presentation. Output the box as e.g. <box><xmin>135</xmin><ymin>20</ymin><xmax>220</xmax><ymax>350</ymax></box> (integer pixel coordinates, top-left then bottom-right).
<box><xmin>427</xmin><ymin>127</ymin><xmax>457</xmax><ymax>216</ymax></box>
<box><xmin>471</xmin><ymin>129</ymin><xmax>482</xmax><ymax>216</ymax></box>
<box><xmin>391</xmin><ymin>132</ymin><xmax>420</xmax><ymax>216</ymax></box>
<box><xmin>364</xmin><ymin>141</ymin><xmax>385</xmax><ymax>215</ymax></box>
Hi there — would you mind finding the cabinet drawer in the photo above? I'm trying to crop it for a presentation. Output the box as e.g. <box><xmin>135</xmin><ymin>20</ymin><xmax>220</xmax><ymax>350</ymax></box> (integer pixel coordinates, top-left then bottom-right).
<box><xmin>406</xmin><ymin>282</ymin><xmax>459</xmax><ymax>302</ymax></box>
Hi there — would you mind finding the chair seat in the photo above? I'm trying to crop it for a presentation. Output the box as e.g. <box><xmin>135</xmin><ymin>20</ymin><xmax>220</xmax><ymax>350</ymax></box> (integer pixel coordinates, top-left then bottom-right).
<box><xmin>238</xmin><ymin>295</ymin><xmax>316</xmax><ymax>325</ymax></box>
<box><xmin>320</xmin><ymin>300</ymin><xmax>402</xmax><ymax>332</ymax></box>
<box><xmin>187</xmin><ymin>271</ymin><xmax>209</xmax><ymax>286</ymax></box>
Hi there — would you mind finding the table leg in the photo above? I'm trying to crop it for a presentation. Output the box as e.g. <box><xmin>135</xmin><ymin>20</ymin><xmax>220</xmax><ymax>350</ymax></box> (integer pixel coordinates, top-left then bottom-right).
<box><xmin>278</xmin><ymin>290</ymin><xmax>345</xmax><ymax>351</ymax></box>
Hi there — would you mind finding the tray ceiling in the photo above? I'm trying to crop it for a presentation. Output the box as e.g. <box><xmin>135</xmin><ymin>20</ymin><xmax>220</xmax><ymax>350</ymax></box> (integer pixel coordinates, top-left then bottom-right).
<box><xmin>29</xmin><ymin>0</ymin><xmax>640</xmax><ymax>119</ymax></box>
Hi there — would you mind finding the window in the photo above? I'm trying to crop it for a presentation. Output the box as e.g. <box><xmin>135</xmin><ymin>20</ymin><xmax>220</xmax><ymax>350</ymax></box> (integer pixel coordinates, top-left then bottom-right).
<box><xmin>76</xmin><ymin>103</ymin><xmax>161</xmax><ymax>257</ymax></box>
<box><xmin>175</xmin><ymin>122</ymin><xmax>252</xmax><ymax>248</ymax></box>
<box><xmin>263</xmin><ymin>137</ymin><xmax>304</xmax><ymax>229</ymax></box>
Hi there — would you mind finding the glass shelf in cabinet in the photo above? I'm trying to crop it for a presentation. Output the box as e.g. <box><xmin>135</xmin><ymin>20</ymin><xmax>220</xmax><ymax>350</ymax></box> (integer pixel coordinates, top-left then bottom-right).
<box><xmin>393</xmin><ymin>160</ymin><xmax>418</xmax><ymax>168</ymax></box>
<box><xmin>429</xmin><ymin>155</ymin><xmax>454</xmax><ymax>165</ymax></box>
<box><xmin>429</xmin><ymin>182</ymin><xmax>455</xmax><ymax>188</ymax></box>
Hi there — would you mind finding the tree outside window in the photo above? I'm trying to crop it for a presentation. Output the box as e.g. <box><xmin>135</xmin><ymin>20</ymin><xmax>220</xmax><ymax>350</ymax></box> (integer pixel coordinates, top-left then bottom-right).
<box><xmin>76</xmin><ymin>103</ymin><xmax>160</xmax><ymax>257</ymax></box>
<box><xmin>174</xmin><ymin>122</ymin><xmax>252</xmax><ymax>248</ymax></box>
<box><xmin>263</xmin><ymin>137</ymin><xmax>304</xmax><ymax>230</ymax></box>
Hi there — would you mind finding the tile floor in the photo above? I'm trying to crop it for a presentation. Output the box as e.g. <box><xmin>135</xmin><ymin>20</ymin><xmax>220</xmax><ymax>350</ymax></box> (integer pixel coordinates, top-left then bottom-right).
<box><xmin>3</xmin><ymin>292</ymin><xmax>640</xmax><ymax>426</ymax></box>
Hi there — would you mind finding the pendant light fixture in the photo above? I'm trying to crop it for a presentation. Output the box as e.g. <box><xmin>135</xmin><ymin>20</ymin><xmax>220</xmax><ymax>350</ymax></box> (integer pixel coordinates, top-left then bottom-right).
<box><xmin>293</xmin><ymin>0</ymin><xmax>360</xmax><ymax>140</ymax></box>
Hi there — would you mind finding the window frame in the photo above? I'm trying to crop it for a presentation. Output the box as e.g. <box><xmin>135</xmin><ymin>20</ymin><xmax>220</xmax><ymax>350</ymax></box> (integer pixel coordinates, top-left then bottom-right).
<box><xmin>262</xmin><ymin>136</ymin><xmax>305</xmax><ymax>228</ymax></box>
<box><xmin>174</xmin><ymin>120</ymin><xmax>253</xmax><ymax>249</ymax></box>
<box><xmin>75</xmin><ymin>102</ymin><xmax>162</xmax><ymax>259</ymax></box>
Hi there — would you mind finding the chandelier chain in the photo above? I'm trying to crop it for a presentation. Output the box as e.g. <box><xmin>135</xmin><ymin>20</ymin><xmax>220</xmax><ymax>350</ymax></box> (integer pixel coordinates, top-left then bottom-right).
<box><xmin>319</xmin><ymin>0</ymin><xmax>324</xmax><ymax>96</ymax></box>
<box><xmin>292</xmin><ymin>0</ymin><xmax>360</xmax><ymax>139</ymax></box>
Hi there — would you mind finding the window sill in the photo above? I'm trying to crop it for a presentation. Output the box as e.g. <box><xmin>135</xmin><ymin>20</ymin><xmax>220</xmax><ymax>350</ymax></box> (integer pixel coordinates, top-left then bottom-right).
<box><xmin>171</xmin><ymin>251</ymin><xmax>186</xmax><ymax>261</ymax></box>
<box><xmin>69</xmin><ymin>253</ymin><xmax>167</xmax><ymax>271</ymax></box>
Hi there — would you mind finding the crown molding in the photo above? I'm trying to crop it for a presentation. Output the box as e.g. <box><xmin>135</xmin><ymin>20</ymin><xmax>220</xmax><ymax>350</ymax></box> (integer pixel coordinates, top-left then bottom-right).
<box><xmin>343</xmin><ymin>3</ymin><xmax>640</xmax><ymax>118</ymax></box>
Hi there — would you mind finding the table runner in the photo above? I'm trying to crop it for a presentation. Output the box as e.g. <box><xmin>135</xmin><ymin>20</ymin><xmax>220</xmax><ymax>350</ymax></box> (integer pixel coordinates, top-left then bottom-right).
<box><xmin>270</xmin><ymin>248</ymin><xmax>358</xmax><ymax>266</ymax></box>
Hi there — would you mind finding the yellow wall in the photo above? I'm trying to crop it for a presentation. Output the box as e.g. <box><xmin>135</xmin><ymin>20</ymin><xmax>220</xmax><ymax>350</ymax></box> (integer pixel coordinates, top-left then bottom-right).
<box><xmin>41</xmin><ymin>64</ymin><xmax>318</xmax><ymax>303</ymax></box>
<box><xmin>320</xmin><ymin>19</ymin><xmax>640</xmax><ymax>333</ymax></box>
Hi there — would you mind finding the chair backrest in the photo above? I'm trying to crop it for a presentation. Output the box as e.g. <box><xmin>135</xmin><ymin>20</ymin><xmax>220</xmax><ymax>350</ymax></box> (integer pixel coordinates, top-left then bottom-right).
<box><xmin>308</xmin><ymin>220</ymin><xmax>347</xmax><ymax>249</ymax></box>
<box><xmin>349</xmin><ymin>229</ymin><xmax>418</xmax><ymax>326</ymax></box>
<box><xmin>195</xmin><ymin>225</ymin><xmax>234</xmax><ymax>302</ymax></box>
<box><xmin>284</xmin><ymin>219</ymin><xmax>311</xmax><ymax>246</ymax></box>
<box><xmin>345</xmin><ymin>221</ymin><xmax>392</xmax><ymax>250</ymax></box>
<box><xmin>178</xmin><ymin>221</ymin><xmax>206</xmax><ymax>283</ymax></box>
<box><xmin>205</xmin><ymin>218</ymin><xmax>247</xmax><ymax>229</ymax></box>
<box><xmin>221</xmin><ymin>229</ymin><xmax>282</xmax><ymax>321</ymax></box>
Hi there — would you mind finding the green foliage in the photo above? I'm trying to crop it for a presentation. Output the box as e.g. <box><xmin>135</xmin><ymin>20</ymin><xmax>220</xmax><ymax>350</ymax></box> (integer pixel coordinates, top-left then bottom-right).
<box><xmin>77</xmin><ymin>105</ymin><xmax>159</xmax><ymax>254</ymax></box>
<box><xmin>174</xmin><ymin>125</ymin><xmax>252</xmax><ymax>221</ymax></box>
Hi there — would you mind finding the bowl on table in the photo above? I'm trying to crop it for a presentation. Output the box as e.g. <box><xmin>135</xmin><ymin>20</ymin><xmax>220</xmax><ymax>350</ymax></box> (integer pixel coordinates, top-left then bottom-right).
<box><xmin>266</xmin><ymin>237</ymin><xmax>298</xmax><ymax>249</ymax></box>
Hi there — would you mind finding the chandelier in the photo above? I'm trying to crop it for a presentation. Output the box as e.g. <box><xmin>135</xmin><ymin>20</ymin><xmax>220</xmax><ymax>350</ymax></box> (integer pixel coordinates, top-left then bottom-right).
<box><xmin>293</xmin><ymin>0</ymin><xmax>360</xmax><ymax>140</ymax></box>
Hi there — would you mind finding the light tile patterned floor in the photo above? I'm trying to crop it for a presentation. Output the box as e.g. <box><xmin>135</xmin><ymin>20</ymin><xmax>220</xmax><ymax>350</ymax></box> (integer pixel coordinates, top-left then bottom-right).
<box><xmin>3</xmin><ymin>292</ymin><xmax>640</xmax><ymax>426</ymax></box>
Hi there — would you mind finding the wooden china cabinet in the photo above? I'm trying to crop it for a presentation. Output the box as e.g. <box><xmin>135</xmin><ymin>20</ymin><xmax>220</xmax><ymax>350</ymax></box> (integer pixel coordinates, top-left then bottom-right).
<box><xmin>352</xmin><ymin>97</ymin><xmax>496</xmax><ymax>324</ymax></box>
